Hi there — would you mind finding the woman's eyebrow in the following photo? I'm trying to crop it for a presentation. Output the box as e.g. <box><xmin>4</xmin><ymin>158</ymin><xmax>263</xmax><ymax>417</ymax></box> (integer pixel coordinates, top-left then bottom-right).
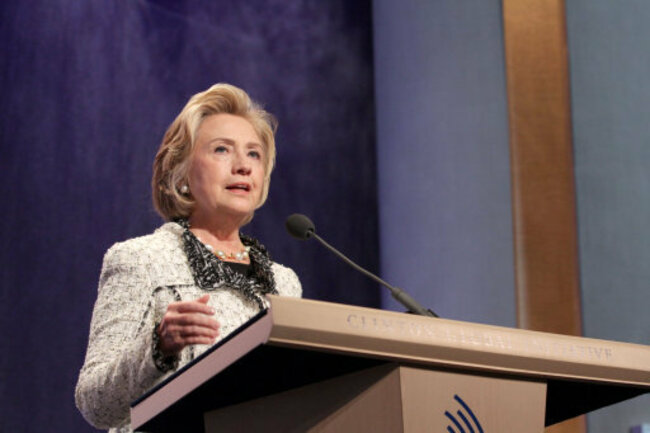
<box><xmin>205</xmin><ymin>137</ymin><xmax>235</xmax><ymax>145</ymax></box>
<box><xmin>205</xmin><ymin>138</ymin><xmax>262</xmax><ymax>147</ymax></box>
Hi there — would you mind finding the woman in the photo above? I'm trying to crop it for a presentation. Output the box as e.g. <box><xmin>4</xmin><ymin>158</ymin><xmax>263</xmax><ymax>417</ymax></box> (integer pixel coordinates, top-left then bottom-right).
<box><xmin>75</xmin><ymin>84</ymin><xmax>302</xmax><ymax>432</ymax></box>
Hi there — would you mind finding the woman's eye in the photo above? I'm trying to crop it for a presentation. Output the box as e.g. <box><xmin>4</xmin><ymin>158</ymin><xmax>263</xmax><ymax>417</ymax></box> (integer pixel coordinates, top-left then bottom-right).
<box><xmin>214</xmin><ymin>145</ymin><xmax>227</xmax><ymax>153</ymax></box>
<box><xmin>248</xmin><ymin>150</ymin><xmax>261</xmax><ymax>159</ymax></box>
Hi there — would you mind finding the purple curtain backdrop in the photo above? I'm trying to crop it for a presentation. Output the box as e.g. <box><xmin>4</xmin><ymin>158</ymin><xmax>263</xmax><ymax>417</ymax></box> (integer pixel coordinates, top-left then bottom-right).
<box><xmin>0</xmin><ymin>1</ymin><xmax>378</xmax><ymax>431</ymax></box>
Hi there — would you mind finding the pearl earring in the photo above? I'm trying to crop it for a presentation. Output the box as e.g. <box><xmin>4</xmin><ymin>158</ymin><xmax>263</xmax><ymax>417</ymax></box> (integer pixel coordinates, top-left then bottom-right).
<box><xmin>180</xmin><ymin>185</ymin><xmax>189</xmax><ymax>194</ymax></box>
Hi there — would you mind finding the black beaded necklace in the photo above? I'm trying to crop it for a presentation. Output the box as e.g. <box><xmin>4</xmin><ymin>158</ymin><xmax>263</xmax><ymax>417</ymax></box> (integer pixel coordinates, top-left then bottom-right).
<box><xmin>175</xmin><ymin>219</ymin><xmax>277</xmax><ymax>310</ymax></box>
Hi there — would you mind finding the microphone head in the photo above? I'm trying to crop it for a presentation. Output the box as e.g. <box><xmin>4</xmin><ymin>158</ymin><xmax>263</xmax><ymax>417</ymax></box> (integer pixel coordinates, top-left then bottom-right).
<box><xmin>285</xmin><ymin>214</ymin><xmax>315</xmax><ymax>240</ymax></box>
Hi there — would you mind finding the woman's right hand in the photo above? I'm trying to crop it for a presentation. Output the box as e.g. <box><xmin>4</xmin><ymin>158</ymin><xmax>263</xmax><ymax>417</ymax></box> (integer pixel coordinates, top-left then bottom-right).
<box><xmin>156</xmin><ymin>294</ymin><xmax>220</xmax><ymax>356</ymax></box>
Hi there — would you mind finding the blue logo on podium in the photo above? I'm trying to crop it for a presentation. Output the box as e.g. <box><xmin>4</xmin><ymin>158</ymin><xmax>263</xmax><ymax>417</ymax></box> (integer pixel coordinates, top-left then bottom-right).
<box><xmin>445</xmin><ymin>394</ymin><xmax>484</xmax><ymax>433</ymax></box>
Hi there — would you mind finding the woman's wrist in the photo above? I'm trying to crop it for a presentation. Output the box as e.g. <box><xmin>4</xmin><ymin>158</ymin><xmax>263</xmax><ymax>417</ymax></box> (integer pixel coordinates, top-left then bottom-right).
<box><xmin>152</xmin><ymin>322</ymin><xmax>178</xmax><ymax>372</ymax></box>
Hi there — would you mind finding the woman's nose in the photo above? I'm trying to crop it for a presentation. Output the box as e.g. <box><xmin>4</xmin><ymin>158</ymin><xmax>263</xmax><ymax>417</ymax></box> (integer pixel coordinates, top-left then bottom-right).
<box><xmin>232</xmin><ymin>150</ymin><xmax>252</xmax><ymax>175</ymax></box>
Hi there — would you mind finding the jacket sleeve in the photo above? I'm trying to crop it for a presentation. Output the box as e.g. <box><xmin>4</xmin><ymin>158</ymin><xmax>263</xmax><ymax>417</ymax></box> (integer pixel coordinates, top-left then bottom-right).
<box><xmin>273</xmin><ymin>262</ymin><xmax>303</xmax><ymax>299</ymax></box>
<box><xmin>75</xmin><ymin>242</ymin><xmax>173</xmax><ymax>429</ymax></box>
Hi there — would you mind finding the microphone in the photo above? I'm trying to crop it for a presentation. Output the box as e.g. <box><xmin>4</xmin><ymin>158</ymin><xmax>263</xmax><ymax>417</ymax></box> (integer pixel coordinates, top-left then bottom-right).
<box><xmin>285</xmin><ymin>213</ymin><xmax>438</xmax><ymax>318</ymax></box>
<box><xmin>285</xmin><ymin>213</ymin><xmax>314</xmax><ymax>240</ymax></box>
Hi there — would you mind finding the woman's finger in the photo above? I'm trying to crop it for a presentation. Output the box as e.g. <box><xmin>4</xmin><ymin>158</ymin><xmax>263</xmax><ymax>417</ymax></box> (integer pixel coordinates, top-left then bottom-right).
<box><xmin>178</xmin><ymin>325</ymin><xmax>220</xmax><ymax>338</ymax></box>
<box><xmin>182</xmin><ymin>336</ymin><xmax>217</xmax><ymax>346</ymax></box>
<box><xmin>168</xmin><ymin>299</ymin><xmax>215</xmax><ymax>315</ymax></box>
<box><xmin>196</xmin><ymin>294</ymin><xmax>210</xmax><ymax>304</ymax></box>
<box><xmin>162</xmin><ymin>320</ymin><xmax>220</xmax><ymax>337</ymax></box>
<box><xmin>157</xmin><ymin>325</ymin><xmax>218</xmax><ymax>355</ymax></box>
<box><xmin>165</xmin><ymin>312</ymin><xmax>220</xmax><ymax>330</ymax></box>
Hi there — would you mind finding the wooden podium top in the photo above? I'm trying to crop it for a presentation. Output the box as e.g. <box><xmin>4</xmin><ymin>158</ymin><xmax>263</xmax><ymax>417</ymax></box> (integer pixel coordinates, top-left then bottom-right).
<box><xmin>267</xmin><ymin>296</ymin><xmax>649</xmax><ymax>386</ymax></box>
<box><xmin>131</xmin><ymin>296</ymin><xmax>649</xmax><ymax>431</ymax></box>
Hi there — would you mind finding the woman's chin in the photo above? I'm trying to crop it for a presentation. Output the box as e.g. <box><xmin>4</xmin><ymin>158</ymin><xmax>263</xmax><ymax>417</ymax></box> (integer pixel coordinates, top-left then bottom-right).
<box><xmin>213</xmin><ymin>206</ymin><xmax>255</xmax><ymax>223</ymax></box>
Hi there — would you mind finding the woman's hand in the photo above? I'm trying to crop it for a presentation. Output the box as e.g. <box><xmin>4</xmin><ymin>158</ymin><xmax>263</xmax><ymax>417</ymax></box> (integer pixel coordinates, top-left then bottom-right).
<box><xmin>156</xmin><ymin>294</ymin><xmax>220</xmax><ymax>357</ymax></box>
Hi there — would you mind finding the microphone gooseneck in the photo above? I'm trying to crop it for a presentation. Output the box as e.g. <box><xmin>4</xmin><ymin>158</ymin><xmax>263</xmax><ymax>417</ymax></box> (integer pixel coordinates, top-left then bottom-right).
<box><xmin>285</xmin><ymin>213</ymin><xmax>438</xmax><ymax>318</ymax></box>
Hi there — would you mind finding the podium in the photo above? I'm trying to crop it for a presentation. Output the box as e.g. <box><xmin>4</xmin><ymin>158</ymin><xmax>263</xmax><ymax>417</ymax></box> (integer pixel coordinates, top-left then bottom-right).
<box><xmin>131</xmin><ymin>296</ymin><xmax>650</xmax><ymax>432</ymax></box>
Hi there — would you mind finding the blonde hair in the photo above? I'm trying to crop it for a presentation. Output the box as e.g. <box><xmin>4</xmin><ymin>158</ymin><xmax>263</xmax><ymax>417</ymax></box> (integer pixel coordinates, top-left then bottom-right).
<box><xmin>152</xmin><ymin>83</ymin><xmax>277</xmax><ymax>221</ymax></box>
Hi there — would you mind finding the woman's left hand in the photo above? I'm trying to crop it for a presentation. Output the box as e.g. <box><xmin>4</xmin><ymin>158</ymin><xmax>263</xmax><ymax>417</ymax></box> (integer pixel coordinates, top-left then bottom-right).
<box><xmin>156</xmin><ymin>294</ymin><xmax>220</xmax><ymax>356</ymax></box>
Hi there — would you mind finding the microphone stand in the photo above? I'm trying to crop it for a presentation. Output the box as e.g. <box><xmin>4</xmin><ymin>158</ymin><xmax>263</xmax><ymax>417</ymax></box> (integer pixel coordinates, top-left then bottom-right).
<box><xmin>310</xmin><ymin>232</ymin><xmax>439</xmax><ymax>318</ymax></box>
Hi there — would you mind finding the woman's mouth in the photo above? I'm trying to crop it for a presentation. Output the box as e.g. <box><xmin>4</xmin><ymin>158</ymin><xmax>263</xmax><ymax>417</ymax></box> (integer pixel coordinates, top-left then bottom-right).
<box><xmin>226</xmin><ymin>183</ymin><xmax>251</xmax><ymax>192</ymax></box>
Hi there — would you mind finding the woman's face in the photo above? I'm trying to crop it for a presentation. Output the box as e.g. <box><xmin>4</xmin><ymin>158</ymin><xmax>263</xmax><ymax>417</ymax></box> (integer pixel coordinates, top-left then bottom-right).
<box><xmin>187</xmin><ymin>113</ymin><xmax>266</xmax><ymax>224</ymax></box>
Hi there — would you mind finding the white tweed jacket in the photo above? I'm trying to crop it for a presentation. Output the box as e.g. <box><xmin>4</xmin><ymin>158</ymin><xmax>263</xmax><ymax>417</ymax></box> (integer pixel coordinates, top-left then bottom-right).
<box><xmin>75</xmin><ymin>222</ymin><xmax>302</xmax><ymax>432</ymax></box>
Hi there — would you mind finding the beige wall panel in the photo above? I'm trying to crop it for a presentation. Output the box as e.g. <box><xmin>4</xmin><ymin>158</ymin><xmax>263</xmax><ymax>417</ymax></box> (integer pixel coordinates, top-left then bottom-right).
<box><xmin>503</xmin><ymin>1</ymin><xmax>584</xmax><ymax>432</ymax></box>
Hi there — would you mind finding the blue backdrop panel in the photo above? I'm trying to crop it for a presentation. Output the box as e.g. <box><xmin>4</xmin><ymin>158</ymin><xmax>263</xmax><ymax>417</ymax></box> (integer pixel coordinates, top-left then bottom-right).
<box><xmin>0</xmin><ymin>1</ymin><xmax>377</xmax><ymax>431</ymax></box>
<box><xmin>373</xmin><ymin>0</ymin><xmax>515</xmax><ymax>326</ymax></box>
<box><xmin>566</xmin><ymin>0</ymin><xmax>650</xmax><ymax>430</ymax></box>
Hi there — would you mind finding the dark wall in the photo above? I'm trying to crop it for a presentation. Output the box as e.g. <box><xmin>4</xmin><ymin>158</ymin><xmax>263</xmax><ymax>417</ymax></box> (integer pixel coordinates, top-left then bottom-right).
<box><xmin>0</xmin><ymin>1</ymin><xmax>378</xmax><ymax>431</ymax></box>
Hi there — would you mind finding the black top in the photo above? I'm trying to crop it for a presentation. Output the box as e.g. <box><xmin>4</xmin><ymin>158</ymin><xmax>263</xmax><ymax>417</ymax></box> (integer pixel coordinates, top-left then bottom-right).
<box><xmin>222</xmin><ymin>261</ymin><xmax>251</xmax><ymax>277</ymax></box>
